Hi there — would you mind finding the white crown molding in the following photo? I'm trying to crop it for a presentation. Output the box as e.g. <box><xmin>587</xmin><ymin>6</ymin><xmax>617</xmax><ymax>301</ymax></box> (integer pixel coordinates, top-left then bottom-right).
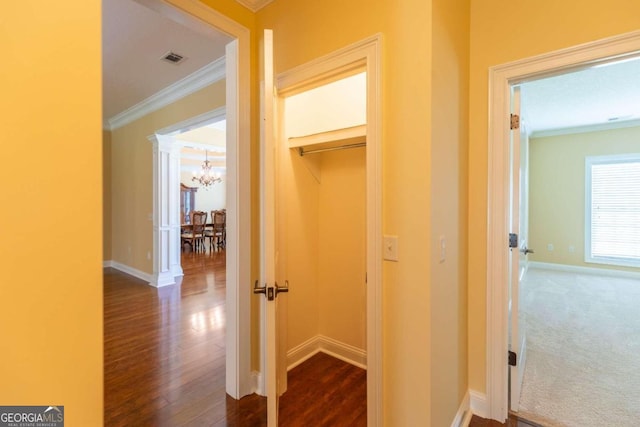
<box><xmin>234</xmin><ymin>0</ymin><xmax>273</xmax><ymax>12</ymax></box>
<box><xmin>531</xmin><ymin>117</ymin><xmax>640</xmax><ymax>138</ymax></box>
<box><xmin>107</xmin><ymin>57</ymin><xmax>226</xmax><ymax>130</ymax></box>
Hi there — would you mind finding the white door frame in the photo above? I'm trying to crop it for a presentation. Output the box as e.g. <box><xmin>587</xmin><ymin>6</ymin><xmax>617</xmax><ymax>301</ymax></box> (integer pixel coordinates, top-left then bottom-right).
<box><xmin>486</xmin><ymin>30</ymin><xmax>640</xmax><ymax>422</ymax></box>
<box><xmin>144</xmin><ymin>0</ymin><xmax>253</xmax><ymax>400</ymax></box>
<box><xmin>273</xmin><ymin>34</ymin><xmax>383</xmax><ymax>426</ymax></box>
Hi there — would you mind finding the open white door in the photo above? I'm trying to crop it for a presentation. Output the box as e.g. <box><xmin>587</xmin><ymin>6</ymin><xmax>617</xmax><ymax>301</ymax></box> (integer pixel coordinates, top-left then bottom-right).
<box><xmin>509</xmin><ymin>86</ymin><xmax>529</xmax><ymax>412</ymax></box>
<box><xmin>518</xmin><ymin>116</ymin><xmax>530</xmax><ymax>283</ymax></box>
<box><xmin>254</xmin><ymin>29</ymin><xmax>288</xmax><ymax>427</ymax></box>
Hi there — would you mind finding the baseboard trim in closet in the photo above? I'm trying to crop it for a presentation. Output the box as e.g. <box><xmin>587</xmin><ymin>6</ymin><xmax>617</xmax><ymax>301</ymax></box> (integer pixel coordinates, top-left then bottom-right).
<box><xmin>287</xmin><ymin>335</ymin><xmax>367</xmax><ymax>371</ymax></box>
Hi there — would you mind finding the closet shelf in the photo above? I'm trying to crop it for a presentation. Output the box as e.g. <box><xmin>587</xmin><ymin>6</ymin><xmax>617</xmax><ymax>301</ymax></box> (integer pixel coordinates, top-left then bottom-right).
<box><xmin>289</xmin><ymin>125</ymin><xmax>366</xmax><ymax>156</ymax></box>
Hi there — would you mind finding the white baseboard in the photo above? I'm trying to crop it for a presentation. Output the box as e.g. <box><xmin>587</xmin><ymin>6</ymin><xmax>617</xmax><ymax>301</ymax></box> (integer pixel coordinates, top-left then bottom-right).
<box><xmin>103</xmin><ymin>260</ymin><xmax>113</xmax><ymax>268</ymax></box>
<box><xmin>530</xmin><ymin>261</ymin><xmax>640</xmax><ymax>280</ymax></box>
<box><xmin>287</xmin><ymin>334</ymin><xmax>367</xmax><ymax>371</ymax></box>
<box><xmin>451</xmin><ymin>391</ymin><xmax>472</xmax><ymax>427</ymax></box>
<box><xmin>104</xmin><ymin>260</ymin><xmax>154</xmax><ymax>284</ymax></box>
<box><xmin>251</xmin><ymin>370</ymin><xmax>264</xmax><ymax>396</ymax></box>
<box><xmin>469</xmin><ymin>390</ymin><xmax>488</xmax><ymax>419</ymax></box>
<box><xmin>287</xmin><ymin>336</ymin><xmax>322</xmax><ymax>371</ymax></box>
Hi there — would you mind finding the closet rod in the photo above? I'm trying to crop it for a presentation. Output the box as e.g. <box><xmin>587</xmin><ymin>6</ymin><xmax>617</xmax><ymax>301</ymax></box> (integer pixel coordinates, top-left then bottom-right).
<box><xmin>298</xmin><ymin>142</ymin><xmax>366</xmax><ymax>156</ymax></box>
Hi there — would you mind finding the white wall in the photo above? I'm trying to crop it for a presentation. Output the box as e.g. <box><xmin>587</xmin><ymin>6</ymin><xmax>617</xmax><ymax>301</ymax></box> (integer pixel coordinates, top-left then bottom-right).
<box><xmin>180</xmin><ymin>171</ymin><xmax>226</xmax><ymax>217</ymax></box>
<box><xmin>285</xmin><ymin>72</ymin><xmax>366</xmax><ymax>138</ymax></box>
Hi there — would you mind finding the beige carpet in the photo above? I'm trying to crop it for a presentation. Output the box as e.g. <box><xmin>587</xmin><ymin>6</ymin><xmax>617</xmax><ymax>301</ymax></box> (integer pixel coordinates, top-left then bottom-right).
<box><xmin>516</xmin><ymin>267</ymin><xmax>640</xmax><ymax>426</ymax></box>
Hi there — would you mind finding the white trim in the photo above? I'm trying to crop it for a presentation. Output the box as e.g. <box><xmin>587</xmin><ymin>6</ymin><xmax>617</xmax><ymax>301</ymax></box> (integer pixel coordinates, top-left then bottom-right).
<box><xmin>107</xmin><ymin>58</ymin><xmax>226</xmax><ymax>130</ymax></box>
<box><xmin>286</xmin><ymin>335</ymin><xmax>367</xmax><ymax>371</ymax></box>
<box><xmin>274</xmin><ymin>33</ymin><xmax>383</xmax><ymax>427</ymax></box>
<box><xmin>286</xmin><ymin>336</ymin><xmax>322</xmax><ymax>371</ymax></box>
<box><xmin>451</xmin><ymin>391</ymin><xmax>472</xmax><ymax>427</ymax></box>
<box><xmin>149</xmin><ymin>134</ymin><xmax>183</xmax><ymax>288</ymax></box>
<box><xmin>233</xmin><ymin>0</ymin><xmax>273</xmax><ymax>12</ymax></box>
<box><xmin>147</xmin><ymin>0</ymin><xmax>252</xmax><ymax>401</ymax></box>
<box><xmin>153</xmin><ymin>107</ymin><xmax>226</xmax><ymax>136</ymax></box>
<box><xmin>531</xmin><ymin>117</ymin><xmax>640</xmax><ymax>138</ymax></box>
<box><xmin>487</xmin><ymin>29</ymin><xmax>640</xmax><ymax>423</ymax></box>
<box><xmin>251</xmin><ymin>370</ymin><xmax>264</xmax><ymax>396</ymax></box>
<box><xmin>318</xmin><ymin>335</ymin><xmax>367</xmax><ymax>370</ymax></box>
<box><xmin>469</xmin><ymin>390</ymin><xmax>489</xmax><ymax>419</ymax></box>
<box><xmin>103</xmin><ymin>260</ymin><xmax>113</xmax><ymax>268</ymax></box>
<box><xmin>585</xmin><ymin>153</ymin><xmax>640</xmax><ymax>268</ymax></box>
<box><xmin>107</xmin><ymin>261</ymin><xmax>154</xmax><ymax>284</ymax></box>
<box><xmin>530</xmin><ymin>261</ymin><xmax>640</xmax><ymax>279</ymax></box>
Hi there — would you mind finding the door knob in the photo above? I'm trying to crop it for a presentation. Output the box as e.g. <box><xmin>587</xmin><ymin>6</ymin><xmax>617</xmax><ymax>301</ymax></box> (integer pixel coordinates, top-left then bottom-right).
<box><xmin>520</xmin><ymin>247</ymin><xmax>534</xmax><ymax>255</ymax></box>
<box><xmin>253</xmin><ymin>280</ymin><xmax>267</xmax><ymax>295</ymax></box>
<box><xmin>275</xmin><ymin>280</ymin><xmax>289</xmax><ymax>296</ymax></box>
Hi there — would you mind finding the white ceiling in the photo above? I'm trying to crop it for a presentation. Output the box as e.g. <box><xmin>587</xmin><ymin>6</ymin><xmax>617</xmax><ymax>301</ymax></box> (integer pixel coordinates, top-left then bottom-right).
<box><xmin>103</xmin><ymin>1</ymin><xmax>640</xmax><ymax>137</ymax></box>
<box><xmin>102</xmin><ymin>0</ymin><xmax>232</xmax><ymax>119</ymax></box>
<box><xmin>521</xmin><ymin>56</ymin><xmax>640</xmax><ymax>135</ymax></box>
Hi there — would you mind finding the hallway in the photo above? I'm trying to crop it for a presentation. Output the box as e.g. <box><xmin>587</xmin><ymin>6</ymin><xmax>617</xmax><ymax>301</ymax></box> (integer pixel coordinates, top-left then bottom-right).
<box><xmin>104</xmin><ymin>250</ymin><xmax>266</xmax><ymax>426</ymax></box>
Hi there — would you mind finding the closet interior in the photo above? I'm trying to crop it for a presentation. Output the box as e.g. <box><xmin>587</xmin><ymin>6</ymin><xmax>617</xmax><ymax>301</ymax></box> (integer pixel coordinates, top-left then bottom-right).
<box><xmin>278</xmin><ymin>71</ymin><xmax>368</xmax><ymax>378</ymax></box>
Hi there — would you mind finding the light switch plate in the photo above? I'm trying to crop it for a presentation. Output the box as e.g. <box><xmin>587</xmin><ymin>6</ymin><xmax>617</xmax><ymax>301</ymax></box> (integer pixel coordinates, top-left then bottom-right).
<box><xmin>383</xmin><ymin>235</ymin><xmax>399</xmax><ymax>262</ymax></box>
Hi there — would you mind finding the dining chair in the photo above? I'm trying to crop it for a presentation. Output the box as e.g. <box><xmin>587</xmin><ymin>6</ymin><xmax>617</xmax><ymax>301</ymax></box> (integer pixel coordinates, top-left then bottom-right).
<box><xmin>182</xmin><ymin>211</ymin><xmax>207</xmax><ymax>252</ymax></box>
<box><xmin>205</xmin><ymin>210</ymin><xmax>226</xmax><ymax>251</ymax></box>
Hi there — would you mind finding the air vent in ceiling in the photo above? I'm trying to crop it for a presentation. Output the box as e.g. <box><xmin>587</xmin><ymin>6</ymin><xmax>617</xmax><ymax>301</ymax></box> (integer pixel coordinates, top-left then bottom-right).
<box><xmin>161</xmin><ymin>51</ymin><xmax>186</xmax><ymax>64</ymax></box>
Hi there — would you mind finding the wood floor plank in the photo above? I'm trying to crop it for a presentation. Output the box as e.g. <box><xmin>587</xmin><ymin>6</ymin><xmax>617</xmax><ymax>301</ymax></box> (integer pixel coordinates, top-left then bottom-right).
<box><xmin>104</xmin><ymin>249</ymin><xmax>366</xmax><ymax>426</ymax></box>
<box><xmin>104</xmin><ymin>249</ymin><xmax>267</xmax><ymax>426</ymax></box>
<box><xmin>279</xmin><ymin>352</ymin><xmax>367</xmax><ymax>427</ymax></box>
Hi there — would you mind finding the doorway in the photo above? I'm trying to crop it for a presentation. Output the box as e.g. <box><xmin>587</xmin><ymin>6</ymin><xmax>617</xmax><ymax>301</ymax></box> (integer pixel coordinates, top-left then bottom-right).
<box><xmin>103</xmin><ymin>0</ymin><xmax>253</xmax><ymax>405</ymax></box>
<box><xmin>263</xmin><ymin>34</ymin><xmax>383</xmax><ymax>425</ymax></box>
<box><xmin>509</xmin><ymin>58</ymin><xmax>640</xmax><ymax>425</ymax></box>
<box><xmin>486</xmin><ymin>29</ymin><xmax>640</xmax><ymax>423</ymax></box>
<box><xmin>279</xmin><ymin>71</ymin><xmax>368</xmax><ymax>408</ymax></box>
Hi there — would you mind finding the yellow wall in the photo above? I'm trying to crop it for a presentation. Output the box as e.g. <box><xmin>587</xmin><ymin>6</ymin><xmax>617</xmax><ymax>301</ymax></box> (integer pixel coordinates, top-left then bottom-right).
<box><xmin>430</xmin><ymin>0</ymin><xmax>470</xmax><ymax>424</ymax></box>
<box><xmin>317</xmin><ymin>149</ymin><xmax>367</xmax><ymax>350</ymax></box>
<box><xmin>104</xmin><ymin>130</ymin><xmax>112</xmax><ymax>260</ymax></box>
<box><xmin>468</xmin><ymin>0</ymin><xmax>640</xmax><ymax>393</ymax></box>
<box><xmin>529</xmin><ymin>127</ymin><xmax>640</xmax><ymax>272</ymax></box>
<box><xmin>0</xmin><ymin>1</ymin><xmax>103</xmax><ymax>424</ymax></box>
<box><xmin>279</xmin><ymin>147</ymin><xmax>321</xmax><ymax>350</ymax></box>
<box><xmin>258</xmin><ymin>1</ymin><xmax>436</xmax><ymax>424</ymax></box>
<box><xmin>281</xmin><ymin>146</ymin><xmax>366</xmax><ymax>356</ymax></box>
<box><xmin>109</xmin><ymin>81</ymin><xmax>225</xmax><ymax>271</ymax></box>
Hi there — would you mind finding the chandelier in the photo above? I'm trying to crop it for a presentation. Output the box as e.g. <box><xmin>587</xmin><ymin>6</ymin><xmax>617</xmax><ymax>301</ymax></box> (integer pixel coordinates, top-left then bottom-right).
<box><xmin>192</xmin><ymin>151</ymin><xmax>222</xmax><ymax>187</ymax></box>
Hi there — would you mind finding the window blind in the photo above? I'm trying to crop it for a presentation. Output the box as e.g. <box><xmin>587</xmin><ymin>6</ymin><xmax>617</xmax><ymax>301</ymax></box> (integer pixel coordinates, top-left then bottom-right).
<box><xmin>589</xmin><ymin>157</ymin><xmax>640</xmax><ymax>264</ymax></box>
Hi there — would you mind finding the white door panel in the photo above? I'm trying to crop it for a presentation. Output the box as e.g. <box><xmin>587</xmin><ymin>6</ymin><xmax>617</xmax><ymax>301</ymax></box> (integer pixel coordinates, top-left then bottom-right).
<box><xmin>509</xmin><ymin>86</ymin><xmax>528</xmax><ymax>412</ymax></box>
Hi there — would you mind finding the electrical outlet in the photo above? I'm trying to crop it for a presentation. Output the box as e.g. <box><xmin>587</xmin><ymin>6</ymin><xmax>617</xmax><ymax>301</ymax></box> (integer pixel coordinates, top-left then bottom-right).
<box><xmin>547</xmin><ymin>244</ymin><xmax>554</xmax><ymax>251</ymax></box>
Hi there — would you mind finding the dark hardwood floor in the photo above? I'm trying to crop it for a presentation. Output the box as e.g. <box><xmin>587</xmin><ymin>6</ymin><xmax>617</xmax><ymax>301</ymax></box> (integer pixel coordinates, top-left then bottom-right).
<box><xmin>279</xmin><ymin>352</ymin><xmax>367</xmax><ymax>427</ymax></box>
<box><xmin>104</xmin><ymin>248</ymin><xmax>266</xmax><ymax>426</ymax></box>
<box><xmin>470</xmin><ymin>414</ymin><xmax>541</xmax><ymax>427</ymax></box>
<box><xmin>104</xmin><ymin>248</ymin><xmax>366</xmax><ymax>426</ymax></box>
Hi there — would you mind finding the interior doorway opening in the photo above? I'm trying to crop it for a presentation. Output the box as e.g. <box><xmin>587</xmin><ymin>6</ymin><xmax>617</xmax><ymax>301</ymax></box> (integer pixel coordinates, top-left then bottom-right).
<box><xmin>103</xmin><ymin>0</ymin><xmax>253</xmax><ymax>412</ymax></box>
<box><xmin>507</xmin><ymin>55</ymin><xmax>640</xmax><ymax>426</ymax></box>
<box><xmin>487</xmin><ymin>29</ymin><xmax>640</xmax><ymax>423</ymax></box>
<box><xmin>258</xmin><ymin>33</ymin><xmax>382</xmax><ymax>426</ymax></box>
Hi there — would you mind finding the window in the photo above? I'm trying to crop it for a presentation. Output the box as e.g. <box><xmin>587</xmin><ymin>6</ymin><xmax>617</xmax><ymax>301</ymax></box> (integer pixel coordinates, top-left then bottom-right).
<box><xmin>585</xmin><ymin>153</ymin><xmax>640</xmax><ymax>267</ymax></box>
